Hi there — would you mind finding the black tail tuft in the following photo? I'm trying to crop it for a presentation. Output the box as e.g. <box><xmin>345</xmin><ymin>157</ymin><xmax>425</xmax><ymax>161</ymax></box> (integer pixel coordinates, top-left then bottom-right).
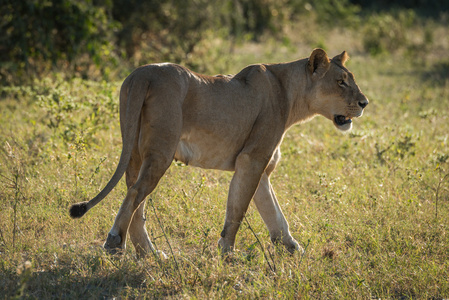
<box><xmin>69</xmin><ymin>202</ymin><xmax>88</xmax><ymax>218</ymax></box>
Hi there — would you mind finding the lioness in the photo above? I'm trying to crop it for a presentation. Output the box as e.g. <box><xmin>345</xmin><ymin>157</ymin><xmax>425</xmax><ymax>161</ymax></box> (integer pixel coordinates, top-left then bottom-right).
<box><xmin>69</xmin><ymin>49</ymin><xmax>368</xmax><ymax>257</ymax></box>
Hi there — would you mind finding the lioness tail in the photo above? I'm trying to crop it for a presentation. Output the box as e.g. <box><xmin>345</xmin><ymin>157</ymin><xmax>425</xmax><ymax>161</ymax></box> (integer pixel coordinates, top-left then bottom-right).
<box><xmin>69</xmin><ymin>73</ymin><xmax>148</xmax><ymax>218</ymax></box>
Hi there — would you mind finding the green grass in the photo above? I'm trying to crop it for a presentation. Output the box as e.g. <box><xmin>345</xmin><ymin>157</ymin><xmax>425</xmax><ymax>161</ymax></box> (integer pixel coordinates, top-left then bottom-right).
<box><xmin>1</xmin><ymin>21</ymin><xmax>449</xmax><ymax>299</ymax></box>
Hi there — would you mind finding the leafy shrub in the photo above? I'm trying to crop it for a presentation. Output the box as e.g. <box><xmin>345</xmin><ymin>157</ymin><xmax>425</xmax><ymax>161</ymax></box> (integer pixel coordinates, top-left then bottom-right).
<box><xmin>111</xmin><ymin>0</ymin><xmax>292</xmax><ymax>66</ymax></box>
<box><xmin>25</xmin><ymin>77</ymin><xmax>118</xmax><ymax>147</ymax></box>
<box><xmin>362</xmin><ymin>10</ymin><xmax>416</xmax><ymax>55</ymax></box>
<box><xmin>309</xmin><ymin>0</ymin><xmax>361</xmax><ymax>26</ymax></box>
<box><xmin>0</xmin><ymin>0</ymin><xmax>118</xmax><ymax>80</ymax></box>
<box><xmin>1</xmin><ymin>0</ymin><xmax>365</xmax><ymax>82</ymax></box>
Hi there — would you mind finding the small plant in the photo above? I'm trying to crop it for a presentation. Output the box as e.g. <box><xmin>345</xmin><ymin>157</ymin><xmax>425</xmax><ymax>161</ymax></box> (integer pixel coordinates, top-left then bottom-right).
<box><xmin>434</xmin><ymin>154</ymin><xmax>449</xmax><ymax>220</ymax></box>
<box><xmin>0</xmin><ymin>140</ymin><xmax>26</xmax><ymax>251</ymax></box>
<box><xmin>374</xmin><ymin>130</ymin><xmax>417</xmax><ymax>165</ymax></box>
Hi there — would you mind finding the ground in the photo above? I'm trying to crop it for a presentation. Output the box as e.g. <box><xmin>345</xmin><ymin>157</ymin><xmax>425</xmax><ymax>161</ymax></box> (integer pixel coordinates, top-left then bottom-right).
<box><xmin>0</xmin><ymin>19</ymin><xmax>448</xmax><ymax>299</ymax></box>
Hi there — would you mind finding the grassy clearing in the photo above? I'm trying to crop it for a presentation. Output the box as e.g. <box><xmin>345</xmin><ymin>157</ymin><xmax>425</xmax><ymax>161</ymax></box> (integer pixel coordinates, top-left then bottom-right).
<box><xmin>1</xmin><ymin>17</ymin><xmax>449</xmax><ymax>300</ymax></box>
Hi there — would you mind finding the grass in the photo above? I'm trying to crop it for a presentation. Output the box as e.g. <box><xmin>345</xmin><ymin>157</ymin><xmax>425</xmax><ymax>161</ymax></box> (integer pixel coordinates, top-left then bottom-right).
<box><xmin>1</xmin><ymin>17</ymin><xmax>449</xmax><ymax>299</ymax></box>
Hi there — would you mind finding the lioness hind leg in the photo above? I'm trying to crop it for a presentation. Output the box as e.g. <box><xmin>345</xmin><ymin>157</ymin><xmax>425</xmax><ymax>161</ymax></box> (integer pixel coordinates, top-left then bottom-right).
<box><xmin>253</xmin><ymin>173</ymin><xmax>302</xmax><ymax>254</ymax></box>
<box><xmin>105</xmin><ymin>94</ymin><xmax>183</xmax><ymax>256</ymax></box>
<box><xmin>104</xmin><ymin>153</ymin><xmax>175</xmax><ymax>254</ymax></box>
<box><xmin>126</xmin><ymin>149</ymin><xmax>159</xmax><ymax>258</ymax></box>
<box><xmin>128</xmin><ymin>200</ymin><xmax>160</xmax><ymax>258</ymax></box>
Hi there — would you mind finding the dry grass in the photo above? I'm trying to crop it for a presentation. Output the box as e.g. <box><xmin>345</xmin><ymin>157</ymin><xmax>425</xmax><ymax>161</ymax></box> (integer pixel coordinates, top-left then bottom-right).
<box><xmin>1</xmin><ymin>15</ymin><xmax>449</xmax><ymax>299</ymax></box>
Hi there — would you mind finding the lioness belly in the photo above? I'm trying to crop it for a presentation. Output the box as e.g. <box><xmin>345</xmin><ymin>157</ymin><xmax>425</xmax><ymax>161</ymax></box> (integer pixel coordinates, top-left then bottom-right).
<box><xmin>174</xmin><ymin>134</ymin><xmax>239</xmax><ymax>171</ymax></box>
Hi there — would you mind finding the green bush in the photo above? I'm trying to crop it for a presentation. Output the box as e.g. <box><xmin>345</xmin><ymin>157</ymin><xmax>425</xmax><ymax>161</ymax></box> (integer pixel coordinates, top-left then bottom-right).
<box><xmin>110</xmin><ymin>0</ymin><xmax>292</xmax><ymax>66</ymax></box>
<box><xmin>3</xmin><ymin>0</ymin><xmax>442</xmax><ymax>81</ymax></box>
<box><xmin>1</xmin><ymin>0</ymin><xmax>366</xmax><ymax>83</ymax></box>
<box><xmin>0</xmin><ymin>0</ymin><xmax>118</xmax><ymax>80</ymax></box>
<box><xmin>362</xmin><ymin>10</ymin><xmax>416</xmax><ymax>55</ymax></box>
<box><xmin>310</xmin><ymin>0</ymin><xmax>361</xmax><ymax>26</ymax></box>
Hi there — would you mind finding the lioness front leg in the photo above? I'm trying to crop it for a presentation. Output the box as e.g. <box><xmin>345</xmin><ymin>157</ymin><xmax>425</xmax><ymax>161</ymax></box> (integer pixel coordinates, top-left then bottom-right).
<box><xmin>253</xmin><ymin>173</ymin><xmax>302</xmax><ymax>254</ymax></box>
<box><xmin>218</xmin><ymin>153</ymin><xmax>267</xmax><ymax>253</ymax></box>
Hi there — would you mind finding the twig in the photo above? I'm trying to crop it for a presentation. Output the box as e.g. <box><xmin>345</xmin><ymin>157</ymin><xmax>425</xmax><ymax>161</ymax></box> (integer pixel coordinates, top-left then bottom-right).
<box><xmin>435</xmin><ymin>170</ymin><xmax>449</xmax><ymax>220</ymax></box>
<box><xmin>0</xmin><ymin>226</ymin><xmax>6</xmax><ymax>246</ymax></box>
<box><xmin>191</xmin><ymin>175</ymin><xmax>205</xmax><ymax>202</ymax></box>
<box><xmin>12</xmin><ymin>173</ymin><xmax>20</xmax><ymax>250</ymax></box>
<box><xmin>0</xmin><ymin>173</ymin><xmax>15</xmax><ymax>187</ymax></box>
<box><xmin>87</xmin><ymin>156</ymin><xmax>107</xmax><ymax>185</ymax></box>
<box><xmin>146</xmin><ymin>221</ymin><xmax>172</xmax><ymax>280</ymax></box>
<box><xmin>148</xmin><ymin>197</ymin><xmax>183</xmax><ymax>284</ymax></box>
<box><xmin>244</xmin><ymin>215</ymin><xmax>276</xmax><ymax>273</ymax></box>
<box><xmin>297</xmin><ymin>239</ymin><xmax>310</xmax><ymax>269</ymax></box>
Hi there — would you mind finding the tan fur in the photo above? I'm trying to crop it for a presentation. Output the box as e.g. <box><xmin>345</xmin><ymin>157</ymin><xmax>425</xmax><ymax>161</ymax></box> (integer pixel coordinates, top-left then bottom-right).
<box><xmin>69</xmin><ymin>49</ymin><xmax>368</xmax><ymax>257</ymax></box>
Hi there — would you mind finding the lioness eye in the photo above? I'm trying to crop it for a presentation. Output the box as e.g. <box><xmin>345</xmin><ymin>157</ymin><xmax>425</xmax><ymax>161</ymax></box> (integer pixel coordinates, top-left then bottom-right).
<box><xmin>337</xmin><ymin>80</ymin><xmax>346</xmax><ymax>87</ymax></box>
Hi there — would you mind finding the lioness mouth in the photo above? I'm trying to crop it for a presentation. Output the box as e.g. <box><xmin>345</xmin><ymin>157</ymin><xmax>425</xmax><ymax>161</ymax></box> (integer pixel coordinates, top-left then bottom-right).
<box><xmin>334</xmin><ymin>115</ymin><xmax>352</xmax><ymax>126</ymax></box>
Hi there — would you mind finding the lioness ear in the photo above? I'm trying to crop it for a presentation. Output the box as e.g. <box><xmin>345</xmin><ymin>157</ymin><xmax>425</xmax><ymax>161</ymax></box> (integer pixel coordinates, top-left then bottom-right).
<box><xmin>308</xmin><ymin>48</ymin><xmax>330</xmax><ymax>78</ymax></box>
<box><xmin>333</xmin><ymin>51</ymin><xmax>350</xmax><ymax>66</ymax></box>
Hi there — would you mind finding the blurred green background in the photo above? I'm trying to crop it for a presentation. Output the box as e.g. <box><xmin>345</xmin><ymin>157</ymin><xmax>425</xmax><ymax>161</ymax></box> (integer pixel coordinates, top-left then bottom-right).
<box><xmin>1</xmin><ymin>0</ymin><xmax>448</xmax><ymax>83</ymax></box>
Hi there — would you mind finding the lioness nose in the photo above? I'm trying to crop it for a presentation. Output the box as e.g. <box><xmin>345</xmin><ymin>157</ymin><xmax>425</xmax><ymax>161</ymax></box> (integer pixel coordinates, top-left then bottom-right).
<box><xmin>358</xmin><ymin>99</ymin><xmax>368</xmax><ymax>109</ymax></box>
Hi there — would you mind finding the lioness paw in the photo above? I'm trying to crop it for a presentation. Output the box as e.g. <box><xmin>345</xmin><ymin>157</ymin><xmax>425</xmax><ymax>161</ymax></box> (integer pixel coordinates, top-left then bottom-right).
<box><xmin>287</xmin><ymin>239</ymin><xmax>304</xmax><ymax>255</ymax></box>
<box><xmin>155</xmin><ymin>250</ymin><xmax>169</xmax><ymax>260</ymax></box>
<box><xmin>103</xmin><ymin>233</ymin><xmax>123</xmax><ymax>255</ymax></box>
<box><xmin>218</xmin><ymin>237</ymin><xmax>233</xmax><ymax>254</ymax></box>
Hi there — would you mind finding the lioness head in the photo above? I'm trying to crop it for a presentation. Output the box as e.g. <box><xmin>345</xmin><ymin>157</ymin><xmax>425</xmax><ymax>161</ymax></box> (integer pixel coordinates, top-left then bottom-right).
<box><xmin>307</xmin><ymin>49</ymin><xmax>368</xmax><ymax>131</ymax></box>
